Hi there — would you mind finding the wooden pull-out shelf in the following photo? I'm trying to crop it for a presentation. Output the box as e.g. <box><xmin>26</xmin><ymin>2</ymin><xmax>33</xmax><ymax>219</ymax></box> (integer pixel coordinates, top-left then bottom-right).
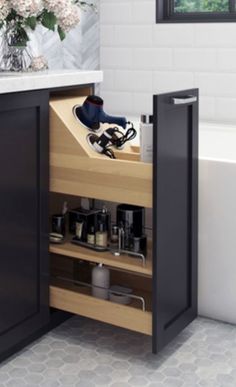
<box><xmin>50</xmin><ymin>96</ymin><xmax>152</xmax><ymax>208</ymax></box>
<box><xmin>50</xmin><ymin>280</ymin><xmax>152</xmax><ymax>335</ymax></box>
<box><xmin>50</xmin><ymin>241</ymin><xmax>152</xmax><ymax>277</ymax></box>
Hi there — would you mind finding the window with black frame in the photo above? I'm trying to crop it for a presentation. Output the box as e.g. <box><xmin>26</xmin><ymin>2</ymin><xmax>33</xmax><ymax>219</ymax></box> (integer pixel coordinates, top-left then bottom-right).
<box><xmin>156</xmin><ymin>0</ymin><xmax>236</xmax><ymax>22</ymax></box>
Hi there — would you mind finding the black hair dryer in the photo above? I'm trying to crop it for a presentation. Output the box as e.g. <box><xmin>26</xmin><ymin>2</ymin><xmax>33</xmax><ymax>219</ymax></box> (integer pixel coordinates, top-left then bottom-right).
<box><xmin>73</xmin><ymin>95</ymin><xmax>127</xmax><ymax>131</ymax></box>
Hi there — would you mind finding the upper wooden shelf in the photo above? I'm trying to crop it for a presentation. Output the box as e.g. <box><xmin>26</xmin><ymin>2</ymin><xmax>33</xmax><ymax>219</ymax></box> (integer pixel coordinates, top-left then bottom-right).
<box><xmin>50</xmin><ymin>240</ymin><xmax>152</xmax><ymax>277</ymax></box>
<box><xmin>50</xmin><ymin>96</ymin><xmax>152</xmax><ymax>208</ymax></box>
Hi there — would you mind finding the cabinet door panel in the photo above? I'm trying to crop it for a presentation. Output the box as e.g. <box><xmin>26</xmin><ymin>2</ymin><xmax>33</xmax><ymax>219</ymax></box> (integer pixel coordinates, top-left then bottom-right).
<box><xmin>0</xmin><ymin>91</ymin><xmax>49</xmax><ymax>359</ymax></box>
<box><xmin>152</xmin><ymin>89</ymin><xmax>198</xmax><ymax>353</ymax></box>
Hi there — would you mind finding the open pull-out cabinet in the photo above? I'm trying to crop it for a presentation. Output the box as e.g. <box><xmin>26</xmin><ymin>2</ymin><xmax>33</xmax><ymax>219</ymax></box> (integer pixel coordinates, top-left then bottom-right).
<box><xmin>49</xmin><ymin>86</ymin><xmax>198</xmax><ymax>354</ymax></box>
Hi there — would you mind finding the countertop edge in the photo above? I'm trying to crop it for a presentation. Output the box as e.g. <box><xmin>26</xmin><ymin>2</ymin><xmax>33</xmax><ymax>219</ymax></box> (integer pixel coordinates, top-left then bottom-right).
<box><xmin>0</xmin><ymin>70</ymin><xmax>103</xmax><ymax>94</ymax></box>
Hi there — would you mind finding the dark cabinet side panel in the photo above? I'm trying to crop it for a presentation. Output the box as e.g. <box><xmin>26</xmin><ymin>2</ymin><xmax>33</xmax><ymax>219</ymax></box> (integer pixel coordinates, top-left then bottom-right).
<box><xmin>152</xmin><ymin>89</ymin><xmax>198</xmax><ymax>353</ymax></box>
<box><xmin>0</xmin><ymin>91</ymin><xmax>50</xmax><ymax>360</ymax></box>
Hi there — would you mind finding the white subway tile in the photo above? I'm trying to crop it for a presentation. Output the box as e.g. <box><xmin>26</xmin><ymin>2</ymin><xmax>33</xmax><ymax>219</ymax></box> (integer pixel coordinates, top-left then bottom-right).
<box><xmin>114</xmin><ymin>70</ymin><xmax>153</xmax><ymax>92</ymax></box>
<box><xmin>132</xmin><ymin>1</ymin><xmax>155</xmax><ymax>24</ymax></box>
<box><xmin>114</xmin><ymin>26</ymin><xmax>152</xmax><ymax>47</ymax></box>
<box><xmin>100</xmin><ymin>70</ymin><xmax>115</xmax><ymax>91</ymax></box>
<box><xmin>199</xmin><ymin>97</ymin><xmax>216</xmax><ymax>122</ymax></box>
<box><xmin>133</xmin><ymin>48</ymin><xmax>172</xmax><ymax>70</ymax></box>
<box><xmin>194</xmin><ymin>24</ymin><xmax>236</xmax><ymax>48</ymax></box>
<box><xmin>215</xmin><ymin>98</ymin><xmax>236</xmax><ymax>123</ymax></box>
<box><xmin>217</xmin><ymin>50</ymin><xmax>236</xmax><ymax>72</ymax></box>
<box><xmin>100</xmin><ymin>48</ymin><xmax>133</xmax><ymax>69</ymax></box>
<box><xmin>100</xmin><ymin>2</ymin><xmax>236</xmax><ymax>124</ymax></box>
<box><xmin>100</xmin><ymin>2</ymin><xmax>132</xmax><ymax>24</ymax></box>
<box><xmin>173</xmin><ymin>49</ymin><xmax>217</xmax><ymax>71</ymax></box>
<box><xmin>100</xmin><ymin>25</ymin><xmax>114</xmax><ymax>46</ymax></box>
<box><xmin>153</xmin><ymin>71</ymin><xmax>194</xmax><ymax>93</ymax></box>
<box><xmin>195</xmin><ymin>73</ymin><xmax>236</xmax><ymax>97</ymax></box>
<box><xmin>132</xmin><ymin>93</ymin><xmax>153</xmax><ymax>115</ymax></box>
<box><xmin>100</xmin><ymin>91</ymin><xmax>134</xmax><ymax>114</ymax></box>
<box><xmin>153</xmin><ymin>25</ymin><xmax>194</xmax><ymax>47</ymax></box>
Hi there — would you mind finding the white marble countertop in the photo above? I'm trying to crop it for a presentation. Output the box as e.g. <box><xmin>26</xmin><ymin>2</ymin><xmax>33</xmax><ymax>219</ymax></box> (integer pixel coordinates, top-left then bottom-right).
<box><xmin>0</xmin><ymin>69</ymin><xmax>103</xmax><ymax>94</ymax></box>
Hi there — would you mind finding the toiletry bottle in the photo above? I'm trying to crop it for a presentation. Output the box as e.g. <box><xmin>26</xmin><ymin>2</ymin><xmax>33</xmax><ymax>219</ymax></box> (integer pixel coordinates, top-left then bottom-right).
<box><xmin>92</xmin><ymin>263</ymin><xmax>110</xmax><ymax>300</ymax></box>
<box><xmin>140</xmin><ymin>114</ymin><xmax>153</xmax><ymax>163</ymax></box>
<box><xmin>87</xmin><ymin>225</ymin><xmax>95</xmax><ymax>245</ymax></box>
<box><xmin>97</xmin><ymin>205</ymin><xmax>110</xmax><ymax>237</ymax></box>
<box><xmin>111</xmin><ymin>225</ymin><xmax>119</xmax><ymax>245</ymax></box>
<box><xmin>96</xmin><ymin>222</ymin><xmax>108</xmax><ymax>247</ymax></box>
<box><xmin>75</xmin><ymin>218</ymin><xmax>83</xmax><ymax>240</ymax></box>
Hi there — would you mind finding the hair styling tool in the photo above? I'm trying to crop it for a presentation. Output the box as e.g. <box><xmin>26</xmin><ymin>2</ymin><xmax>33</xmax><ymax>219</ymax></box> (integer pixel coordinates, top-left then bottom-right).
<box><xmin>87</xmin><ymin>123</ymin><xmax>137</xmax><ymax>159</ymax></box>
<box><xmin>87</xmin><ymin>127</ymin><xmax>117</xmax><ymax>159</ymax></box>
<box><xmin>73</xmin><ymin>95</ymin><xmax>127</xmax><ymax>132</ymax></box>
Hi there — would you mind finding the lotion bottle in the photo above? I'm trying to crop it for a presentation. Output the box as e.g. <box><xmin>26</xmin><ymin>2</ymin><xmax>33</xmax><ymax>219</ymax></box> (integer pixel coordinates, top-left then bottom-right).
<box><xmin>140</xmin><ymin>114</ymin><xmax>153</xmax><ymax>163</ymax></box>
<box><xmin>96</xmin><ymin>222</ymin><xmax>108</xmax><ymax>247</ymax></box>
<box><xmin>92</xmin><ymin>263</ymin><xmax>110</xmax><ymax>300</ymax></box>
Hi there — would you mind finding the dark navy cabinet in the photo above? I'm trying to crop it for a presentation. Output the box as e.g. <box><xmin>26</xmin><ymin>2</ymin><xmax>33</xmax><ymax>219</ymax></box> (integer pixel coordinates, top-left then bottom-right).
<box><xmin>0</xmin><ymin>91</ymin><xmax>50</xmax><ymax>361</ymax></box>
<box><xmin>0</xmin><ymin>85</ymin><xmax>198</xmax><ymax>360</ymax></box>
<box><xmin>153</xmin><ymin>89</ymin><xmax>198</xmax><ymax>352</ymax></box>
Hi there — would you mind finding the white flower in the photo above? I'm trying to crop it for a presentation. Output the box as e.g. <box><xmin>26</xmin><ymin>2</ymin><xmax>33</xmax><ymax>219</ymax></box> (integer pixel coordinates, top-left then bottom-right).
<box><xmin>58</xmin><ymin>5</ymin><xmax>80</xmax><ymax>32</ymax></box>
<box><xmin>10</xmin><ymin>0</ymin><xmax>44</xmax><ymax>18</ymax></box>
<box><xmin>43</xmin><ymin>0</ymin><xmax>69</xmax><ymax>17</ymax></box>
<box><xmin>30</xmin><ymin>55</ymin><xmax>48</xmax><ymax>71</ymax></box>
<box><xmin>44</xmin><ymin>0</ymin><xmax>80</xmax><ymax>32</ymax></box>
<box><xmin>0</xmin><ymin>0</ymin><xmax>10</xmax><ymax>22</ymax></box>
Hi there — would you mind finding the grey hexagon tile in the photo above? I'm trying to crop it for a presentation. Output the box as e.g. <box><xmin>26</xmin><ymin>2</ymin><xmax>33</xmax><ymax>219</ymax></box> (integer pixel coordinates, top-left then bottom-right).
<box><xmin>147</xmin><ymin>371</ymin><xmax>165</xmax><ymax>382</ymax></box>
<box><xmin>112</xmin><ymin>360</ymin><xmax>130</xmax><ymax>370</ymax></box>
<box><xmin>11</xmin><ymin>358</ymin><xmax>29</xmax><ymax>368</ymax></box>
<box><xmin>61</xmin><ymin>363</ymin><xmax>80</xmax><ymax>375</ymax></box>
<box><xmin>1</xmin><ymin>317</ymin><xmax>236</xmax><ymax>387</ymax></box>
<box><xmin>48</xmin><ymin>349</ymin><xmax>66</xmax><ymax>359</ymax></box>
<box><xmin>6</xmin><ymin>379</ymin><xmax>28</xmax><ymax>387</ymax></box>
<box><xmin>128</xmin><ymin>375</ymin><xmax>149</xmax><ymax>386</ymax></box>
<box><xmin>58</xmin><ymin>374</ymin><xmax>78</xmax><ymax>385</ymax></box>
<box><xmin>0</xmin><ymin>373</ymin><xmax>9</xmax><ymax>383</ymax></box>
<box><xmin>111</xmin><ymin>370</ymin><xmax>130</xmax><ymax>382</ymax></box>
<box><xmin>93</xmin><ymin>374</ymin><xmax>113</xmax><ymax>385</ymax></box>
<box><xmin>46</xmin><ymin>359</ymin><xmax>64</xmax><ymax>368</ymax></box>
<box><xmin>24</xmin><ymin>373</ymin><xmax>44</xmax><ymax>385</ymax></box>
<box><xmin>43</xmin><ymin>368</ymin><xmax>63</xmax><ymax>380</ymax></box>
<box><xmin>41</xmin><ymin>380</ymin><xmax>60</xmax><ymax>387</ymax></box>
<box><xmin>75</xmin><ymin>381</ymin><xmax>96</xmax><ymax>387</ymax></box>
<box><xmin>78</xmin><ymin>370</ymin><xmax>97</xmax><ymax>381</ymax></box>
<box><xmin>29</xmin><ymin>352</ymin><xmax>48</xmax><ymax>363</ymax></box>
<box><xmin>9</xmin><ymin>368</ymin><xmax>28</xmax><ymax>378</ymax></box>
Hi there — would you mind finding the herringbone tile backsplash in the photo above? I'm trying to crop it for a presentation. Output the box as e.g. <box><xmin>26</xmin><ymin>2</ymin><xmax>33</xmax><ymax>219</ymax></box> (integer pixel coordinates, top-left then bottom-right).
<box><xmin>29</xmin><ymin>5</ymin><xmax>99</xmax><ymax>71</ymax></box>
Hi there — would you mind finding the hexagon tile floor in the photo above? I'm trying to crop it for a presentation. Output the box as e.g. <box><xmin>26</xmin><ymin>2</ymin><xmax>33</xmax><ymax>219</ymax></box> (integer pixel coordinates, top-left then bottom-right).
<box><xmin>0</xmin><ymin>316</ymin><xmax>236</xmax><ymax>387</ymax></box>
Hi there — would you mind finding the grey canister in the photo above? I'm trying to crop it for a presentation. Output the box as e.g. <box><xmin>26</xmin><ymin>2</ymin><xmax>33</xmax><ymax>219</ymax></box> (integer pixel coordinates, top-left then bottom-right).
<box><xmin>92</xmin><ymin>263</ymin><xmax>110</xmax><ymax>300</ymax></box>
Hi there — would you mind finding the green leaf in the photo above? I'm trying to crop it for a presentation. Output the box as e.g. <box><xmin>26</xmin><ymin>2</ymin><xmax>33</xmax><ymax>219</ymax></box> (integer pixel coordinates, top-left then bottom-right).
<box><xmin>25</xmin><ymin>16</ymin><xmax>37</xmax><ymax>30</ymax></box>
<box><xmin>58</xmin><ymin>25</ymin><xmax>66</xmax><ymax>41</ymax></box>
<box><xmin>42</xmin><ymin>10</ymin><xmax>57</xmax><ymax>31</ymax></box>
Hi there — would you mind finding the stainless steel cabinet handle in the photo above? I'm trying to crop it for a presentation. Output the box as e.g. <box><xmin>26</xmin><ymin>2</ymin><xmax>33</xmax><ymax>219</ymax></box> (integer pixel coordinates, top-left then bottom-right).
<box><xmin>172</xmin><ymin>95</ymin><xmax>197</xmax><ymax>105</ymax></box>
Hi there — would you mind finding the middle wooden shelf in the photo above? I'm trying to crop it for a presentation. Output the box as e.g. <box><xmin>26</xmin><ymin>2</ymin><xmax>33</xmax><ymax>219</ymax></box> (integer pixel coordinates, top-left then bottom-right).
<box><xmin>50</xmin><ymin>240</ymin><xmax>152</xmax><ymax>277</ymax></box>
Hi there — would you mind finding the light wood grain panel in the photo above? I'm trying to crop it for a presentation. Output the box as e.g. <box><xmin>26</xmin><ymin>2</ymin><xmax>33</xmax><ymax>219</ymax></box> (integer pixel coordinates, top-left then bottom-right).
<box><xmin>50</xmin><ymin>284</ymin><xmax>152</xmax><ymax>335</ymax></box>
<box><xmin>49</xmin><ymin>95</ymin><xmax>152</xmax><ymax>208</ymax></box>
<box><xmin>50</xmin><ymin>240</ymin><xmax>152</xmax><ymax>277</ymax></box>
<box><xmin>50</xmin><ymin>154</ymin><xmax>152</xmax><ymax>207</ymax></box>
<box><xmin>50</xmin><ymin>96</ymin><xmax>141</xmax><ymax>161</ymax></box>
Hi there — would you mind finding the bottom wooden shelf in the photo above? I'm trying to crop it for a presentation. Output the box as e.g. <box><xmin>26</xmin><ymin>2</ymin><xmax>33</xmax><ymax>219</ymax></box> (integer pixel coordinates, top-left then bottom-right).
<box><xmin>50</xmin><ymin>279</ymin><xmax>152</xmax><ymax>336</ymax></box>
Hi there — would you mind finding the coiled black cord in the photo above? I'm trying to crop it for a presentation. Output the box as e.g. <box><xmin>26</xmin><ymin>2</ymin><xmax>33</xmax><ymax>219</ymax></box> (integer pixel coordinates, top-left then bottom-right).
<box><xmin>111</xmin><ymin>122</ymin><xmax>137</xmax><ymax>149</ymax></box>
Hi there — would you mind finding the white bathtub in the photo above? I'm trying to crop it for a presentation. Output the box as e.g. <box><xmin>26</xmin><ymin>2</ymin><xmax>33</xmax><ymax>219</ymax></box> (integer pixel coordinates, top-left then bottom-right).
<box><xmin>132</xmin><ymin>119</ymin><xmax>236</xmax><ymax>324</ymax></box>
<box><xmin>199</xmin><ymin>123</ymin><xmax>236</xmax><ymax>324</ymax></box>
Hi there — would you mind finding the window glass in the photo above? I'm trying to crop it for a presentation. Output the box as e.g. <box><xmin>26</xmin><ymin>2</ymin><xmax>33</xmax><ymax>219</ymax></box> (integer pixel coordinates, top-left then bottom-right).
<box><xmin>174</xmin><ymin>0</ymin><xmax>229</xmax><ymax>13</ymax></box>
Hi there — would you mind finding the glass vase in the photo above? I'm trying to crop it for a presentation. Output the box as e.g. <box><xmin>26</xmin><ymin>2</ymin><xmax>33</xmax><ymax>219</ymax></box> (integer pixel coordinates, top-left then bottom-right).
<box><xmin>0</xmin><ymin>27</ymin><xmax>32</xmax><ymax>72</ymax></box>
<box><xmin>0</xmin><ymin>25</ymin><xmax>48</xmax><ymax>73</ymax></box>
